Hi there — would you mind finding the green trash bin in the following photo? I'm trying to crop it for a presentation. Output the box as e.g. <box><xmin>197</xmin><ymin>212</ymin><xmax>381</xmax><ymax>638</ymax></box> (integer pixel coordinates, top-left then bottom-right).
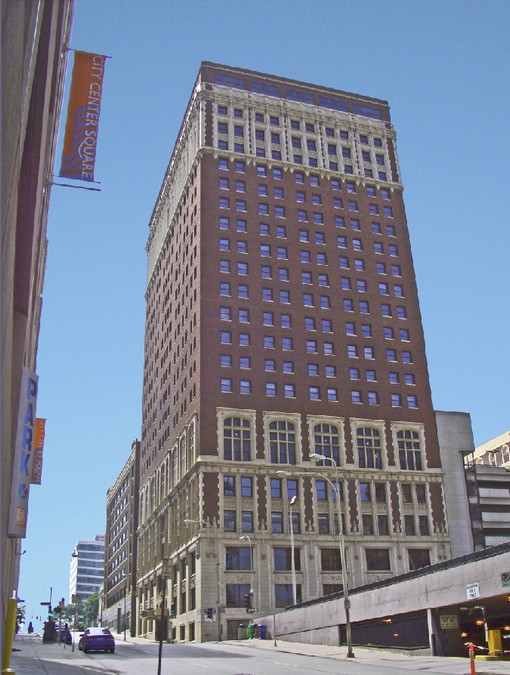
<box><xmin>247</xmin><ymin>623</ymin><xmax>255</xmax><ymax>639</ymax></box>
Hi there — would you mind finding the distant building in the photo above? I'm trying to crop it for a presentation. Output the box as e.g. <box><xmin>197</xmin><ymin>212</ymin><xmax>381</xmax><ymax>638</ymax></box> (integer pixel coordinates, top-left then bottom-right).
<box><xmin>136</xmin><ymin>62</ymin><xmax>453</xmax><ymax>643</ymax></box>
<box><xmin>1</xmin><ymin>1</ymin><xmax>74</xmax><ymax>639</ymax></box>
<box><xmin>465</xmin><ymin>430</ymin><xmax>510</xmax><ymax>550</ymax></box>
<box><xmin>103</xmin><ymin>440</ymin><xmax>140</xmax><ymax>635</ymax></box>
<box><xmin>70</xmin><ymin>535</ymin><xmax>105</xmax><ymax>602</ymax></box>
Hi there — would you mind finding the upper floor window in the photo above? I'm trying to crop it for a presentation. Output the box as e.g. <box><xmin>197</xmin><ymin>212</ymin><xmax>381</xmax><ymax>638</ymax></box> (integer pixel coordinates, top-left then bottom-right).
<box><xmin>356</xmin><ymin>427</ymin><xmax>382</xmax><ymax>469</ymax></box>
<box><xmin>269</xmin><ymin>420</ymin><xmax>297</xmax><ymax>465</ymax></box>
<box><xmin>397</xmin><ymin>429</ymin><xmax>423</xmax><ymax>470</ymax></box>
<box><xmin>313</xmin><ymin>423</ymin><xmax>340</xmax><ymax>465</ymax></box>
<box><xmin>224</xmin><ymin>417</ymin><xmax>251</xmax><ymax>462</ymax></box>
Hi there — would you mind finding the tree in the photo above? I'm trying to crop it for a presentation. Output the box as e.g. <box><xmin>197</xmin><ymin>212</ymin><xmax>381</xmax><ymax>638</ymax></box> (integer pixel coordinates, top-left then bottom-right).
<box><xmin>16</xmin><ymin>604</ymin><xmax>26</xmax><ymax>633</ymax></box>
<box><xmin>84</xmin><ymin>593</ymin><xmax>99</xmax><ymax>626</ymax></box>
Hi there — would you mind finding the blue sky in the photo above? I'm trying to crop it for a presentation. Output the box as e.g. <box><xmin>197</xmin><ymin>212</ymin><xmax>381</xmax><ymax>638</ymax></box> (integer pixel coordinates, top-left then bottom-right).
<box><xmin>20</xmin><ymin>0</ymin><xmax>509</xmax><ymax>628</ymax></box>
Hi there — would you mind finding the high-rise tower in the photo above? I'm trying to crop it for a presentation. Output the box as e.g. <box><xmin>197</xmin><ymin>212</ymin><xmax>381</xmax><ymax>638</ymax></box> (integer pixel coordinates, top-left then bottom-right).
<box><xmin>137</xmin><ymin>63</ymin><xmax>451</xmax><ymax>643</ymax></box>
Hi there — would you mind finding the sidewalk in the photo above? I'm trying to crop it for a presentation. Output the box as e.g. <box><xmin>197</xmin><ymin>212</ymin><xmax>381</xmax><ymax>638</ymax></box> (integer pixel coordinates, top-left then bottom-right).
<box><xmin>222</xmin><ymin>637</ymin><xmax>510</xmax><ymax>674</ymax></box>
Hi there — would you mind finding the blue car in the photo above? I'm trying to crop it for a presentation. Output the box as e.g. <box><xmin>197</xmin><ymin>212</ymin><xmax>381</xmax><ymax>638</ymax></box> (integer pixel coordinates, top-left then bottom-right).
<box><xmin>78</xmin><ymin>627</ymin><xmax>115</xmax><ymax>653</ymax></box>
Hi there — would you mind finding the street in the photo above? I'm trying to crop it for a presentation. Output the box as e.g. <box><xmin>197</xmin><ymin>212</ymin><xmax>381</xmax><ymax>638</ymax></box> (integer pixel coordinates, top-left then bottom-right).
<box><xmin>11</xmin><ymin>633</ymin><xmax>510</xmax><ymax>675</ymax></box>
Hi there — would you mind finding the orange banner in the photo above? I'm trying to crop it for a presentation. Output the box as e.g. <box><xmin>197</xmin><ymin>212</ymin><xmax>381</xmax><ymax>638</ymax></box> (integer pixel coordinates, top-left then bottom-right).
<box><xmin>31</xmin><ymin>418</ymin><xmax>46</xmax><ymax>485</ymax></box>
<box><xmin>59</xmin><ymin>51</ymin><xmax>107</xmax><ymax>182</ymax></box>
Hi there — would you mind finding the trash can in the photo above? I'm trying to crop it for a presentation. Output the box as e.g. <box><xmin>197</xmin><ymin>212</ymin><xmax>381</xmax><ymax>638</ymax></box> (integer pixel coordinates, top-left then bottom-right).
<box><xmin>247</xmin><ymin>623</ymin><xmax>255</xmax><ymax>639</ymax></box>
<box><xmin>258</xmin><ymin>624</ymin><xmax>267</xmax><ymax>640</ymax></box>
<box><xmin>237</xmin><ymin>624</ymin><xmax>248</xmax><ymax>640</ymax></box>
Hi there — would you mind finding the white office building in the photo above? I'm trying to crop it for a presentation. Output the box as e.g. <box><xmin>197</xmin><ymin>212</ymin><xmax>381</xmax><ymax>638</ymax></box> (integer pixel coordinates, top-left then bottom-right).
<box><xmin>70</xmin><ymin>534</ymin><xmax>105</xmax><ymax>601</ymax></box>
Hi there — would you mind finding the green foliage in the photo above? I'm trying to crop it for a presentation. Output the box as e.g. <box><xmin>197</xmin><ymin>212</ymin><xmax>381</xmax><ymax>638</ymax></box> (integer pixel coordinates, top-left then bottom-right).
<box><xmin>84</xmin><ymin>592</ymin><xmax>99</xmax><ymax>626</ymax></box>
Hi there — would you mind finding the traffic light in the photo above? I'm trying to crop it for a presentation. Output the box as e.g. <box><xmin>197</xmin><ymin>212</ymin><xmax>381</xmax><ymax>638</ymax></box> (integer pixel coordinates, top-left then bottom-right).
<box><xmin>206</xmin><ymin>608</ymin><xmax>214</xmax><ymax>619</ymax></box>
<box><xmin>244</xmin><ymin>593</ymin><xmax>252</xmax><ymax>610</ymax></box>
<box><xmin>170</xmin><ymin>603</ymin><xmax>176</xmax><ymax>617</ymax></box>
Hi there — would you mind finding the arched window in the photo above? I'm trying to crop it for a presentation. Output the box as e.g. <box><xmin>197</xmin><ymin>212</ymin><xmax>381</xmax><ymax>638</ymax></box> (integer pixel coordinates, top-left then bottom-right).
<box><xmin>224</xmin><ymin>417</ymin><xmax>251</xmax><ymax>461</ymax></box>
<box><xmin>313</xmin><ymin>423</ymin><xmax>340</xmax><ymax>465</ymax></box>
<box><xmin>269</xmin><ymin>420</ymin><xmax>296</xmax><ymax>464</ymax></box>
<box><xmin>397</xmin><ymin>429</ymin><xmax>423</xmax><ymax>470</ymax></box>
<box><xmin>356</xmin><ymin>427</ymin><xmax>382</xmax><ymax>469</ymax></box>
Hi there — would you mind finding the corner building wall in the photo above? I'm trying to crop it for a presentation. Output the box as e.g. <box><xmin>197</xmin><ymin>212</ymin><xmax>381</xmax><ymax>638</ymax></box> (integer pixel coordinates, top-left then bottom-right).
<box><xmin>136</xmin><ymin>63</ymin><xmax>451</xmax><ymax>643</ymax></box>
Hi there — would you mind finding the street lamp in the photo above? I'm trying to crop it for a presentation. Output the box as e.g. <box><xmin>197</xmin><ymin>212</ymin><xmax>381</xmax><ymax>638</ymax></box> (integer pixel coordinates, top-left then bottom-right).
<box><xmin>276</xmin><ymin>470</ymin><xmax>298</xmax><ymax>606</ymax></box>
<box><xmin>239</xmin><ymin>534</ymin><xmax>254</xmax><ymax>592</ymax></box>
<box><xmin>311</xmin><ymin>453</ymin><xmax>355</xmax><ymax>658</ymax></box>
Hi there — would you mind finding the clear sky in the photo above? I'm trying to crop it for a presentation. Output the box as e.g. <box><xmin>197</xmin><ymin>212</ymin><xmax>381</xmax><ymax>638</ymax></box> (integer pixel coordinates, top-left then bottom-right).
<box><xmin>20</xmin><ymin>0</ymin><xmax>509</xmax><ymax>629</ymax></box>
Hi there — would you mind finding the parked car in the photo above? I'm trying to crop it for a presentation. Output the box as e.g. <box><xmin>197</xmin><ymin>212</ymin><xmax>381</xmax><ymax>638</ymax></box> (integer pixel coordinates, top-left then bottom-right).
<box><xmin>78</xmin><ymin>627</ymin><xmax>115</xmax><ymax>653</ymax></box>
<box><xmin>54</xmin><ymin>628</ymin><xmax>72</xmax><ymax>644</ymax></box>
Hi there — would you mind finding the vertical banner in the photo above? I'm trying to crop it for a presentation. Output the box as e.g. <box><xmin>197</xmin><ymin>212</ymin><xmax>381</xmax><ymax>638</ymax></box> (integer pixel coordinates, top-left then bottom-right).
<box><xmin>59</xmin><ymin>50</ymin><xmax>107</xmax><ymax>182</ymax></box>
<box><xmin>8</xmin><ymin>368</ymin><xmax>38</xmax><ymax>537</ymax></box>
<box><xmin>31</xmin><ymin>418</ymin><xmax>46</xmax><ymax>485</ymax></box>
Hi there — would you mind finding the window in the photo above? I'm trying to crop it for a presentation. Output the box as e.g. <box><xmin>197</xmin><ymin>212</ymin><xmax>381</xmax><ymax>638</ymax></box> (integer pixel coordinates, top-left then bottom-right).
<box><xmin>301</xmin><ymin>251</ymin><xmax>312</xmax><ymax>264</ymax></box>
<box><xmin>264</xmin><ymin>335</ymin><xmax>275</xmax><ymax>349</ymax></box>
<box><xmin>318</xmin><ymin>274</ymin><xmax>329</xmax><ymax>287</ymax></box>
<box><xmin>343</xmin><ymin>298</ymin><xmax>354</xmax><ymax>312</ymax></box>
<box><xmin>220</xmin><ymin>330</ymin><xmax>232</xmax><ymax>344</ymax></box>
<box><xmin>263</xmin><ymin>312</ymin><xmax>274</xmax><ymax>326</ymax></box>
<box><xmin>220</xmin><ymin>306</ymin><xmax>232</xmax><ymax>321</ymax></box>
<box><xmin>219</xmin><ymin>216</ymin><xmax>230</xmax><ymax>230</ymax></box>
<box><xmin>226</xmin><ymin>584</ymin><xmax>250</xmax><ymax>607</ymax></box>
<box><xmin>260</xmin><ymin>244</ymin><xmax>271</xmax><ymax>257</ymax></box>
<box><xmin>223</xmin><ymin>417</ymin><xmax>251</xmax><ymax>461</ymax></box>
<box><xmin>378</xmin><ymin>515</ymin><xmax>389</xmax><ymax>536</ymax></box>
<box><xmin>303</xmin><ymin>293</ymin><xmax>314</xmax><ymax>307</ymax></box>
<box><xmin>262</xmin><ymin>288</ymin><xmax>273</xmax><ymax>301</ymax></box>
<box><xmin>391</xmin><ymin>393</ymin><xmax>402</xmax><ymax>407</ymax></box>
<box><xmin>404</xmin><ymin>515</ymin><xmax>415</xmax><ymax>536</ymax></box>
<box><xmin>224</xmin><ymin>510</ymin><xmax>236</xmax><ymax>531</ymax></box>
<box><xmin>239</xmin><ymin>333</ymin><xmax>250</xmax><ymax>346</ymax></box>
<box><xmin>284</xmin><ymin>384</ymin><xmax>295</xmax><ymax>398</ymax></box>
<box><xmin>309</xmin><ymin>386</ymin><xmax>320</xmax><ymax>400</ymax></box>
<box><xmin>271</xmin><ymin>511</ymin><xmax>283</xmax><ymax>533</ymax></box>
<box><xmin>281</xmin><ymin>337</ymin><xmax>293</xmax><ymax>351</ymax></box>
<box><xmin>318</xmin><ymin>514</ymin><xmax>329</xmax><ymax>534</ymax></box>
<box><xmin>363</xmin><ymin>346</ymin><xmax>375</xmax><ymax>359</ymax></box>
<box><xmin>397</xmin><ymin>429</ymin><xmax>423</xmax><ymax>470</ymax></box>
<box><xmin>386</xmin><ymin>348</ymin><xmax>397</xmax><ymax>362</ymax></box>
<box><xmin>408</xmin><ymin>549</ymin><xmax>430</xmax><ymax>571</ymax></box>
<box><xmin>279</xmin><ymin>268</ymin><xmax>289</xmax><ymax>282</ymax></box>
<box><xmin>351</xmin><ymin>390</ymin><xmax>362</xmax><ymax>403</ymax></box>
<box><xmin>359</xmin><ymin>482</ymin><xmax>371</xmax><ymax>502</ymax></box>
<box><xmin>261</xmin><ymin>265</ymin><xmax>271</xmax><ymax>279</ymax></box>
<box><xmin>317</xmin><ymin>252</ymin><xmax>327</xmax><ymax>265</ymax></box>
<box><xmin>266</xmin><ymin>382</ymin><xmax>276</xmax><ymax>396</ymax></box>
<box><xmin>237</xmin><ymin>262</ymin><xmax>248</xmax><ymax>275</ymax></box>
<box><xmin>240</xmin><ymin>379</ymin><xmax>251</xmax><ymax>394</ymax></box>
<box><xmin>274</xmin><ymin>547</ymin><xmax>301</xmax><ymax>571</ymax></box>
<box><xmin>220</xmin><ymin>260</ymin><xmax>230</xmax><ymax>273</ymax></box>
<box><xmin>402</xmin><ymin>350</ymin><xmax>413</xmax><ymax>364</ymax></box>
<box><xmin>384</xmin><ymin>326</ymin><xmax>394</xmax><ymax>340</ymax></box>
<box><xmin>265</xmin><ymin>359</ymin><xmax>276</xmax><ymax>371</ymax></box>
<box><xmin>236</xmin><ymin>219</ymin><xmax>247</xmax><ymax>232</ymax></box>
<box><xmin>366</xmin><ymin>549</ymin><xmax>391</xmax><ymax>571</ymax></box>
<box><xmin>313</xmin><ymin>423</ymin><xmax>340</xmax><ymax>464</ymax></box>
<box><xmin>269</xmin><ymin>420</ymin><xmax>297</xmax><ymax>464</ymax></box>
<box><xmin>357</xmin><ymin>427</ymin><xmax>382</xmax><ymax>469</ymax></box>
<box><xmin>240</xmin><ymin>477</ymin><xmax>252</xmax><ymax>497</ymax></box>
<box><xmin>219</xmin><ymin>237</ymin><xmax>230</xmax><ymax>251</ymax></box>
<box><xmin>419</xmin><ymin>516</ymin><xmax>429</xmax><ymax>536</ymax></box>
<box><xmin>241</xmin><ymin>511</ymin><xmax>253</xmax><ymax>532</ymax></box>
<box><xmin>275</xmin><ymin>206</ymin><xmax>285</xmax><ymax>218</ymax></box>
<box><xmin>366</xmin><ymin>369</ymin><xmax>376</xmax><ymax>381</ymax></box>
<box><xmin>220</xmin><ymin>354</ymin><xmax>232</xmax><ymax>367</ymax></box>
<box><xmin>238</xmin><ymin>284</ymin><xmax>249</xmax><ymax>298</ymax></box>
<box><xmin>347</xmin><ymin>345</ymin><xmax>358</xmax><ymax>358</ymax></box>
<box><xmin>367</xmin><ymin>391</ymin><xmax>379</xmax><ymax>405</ymax></box>
<box><xmin>406</xmin><ymin>394</ymin><xmax>418</xmax><ymax>408</ymax></box>
<box><xmin>236</xmin><ymin>180</ymin><xmax>246</xmax><ymax>192</ymax></box>
<box><xmin>259</xmin><ymin>203</ymin><xmax>269</xmax><ymax>215</ymax></box>
<box><xmin>400</xmin><ymin>328</ymin><xmax>410</xmax><ymax>341</ymax></box>
<box><xmin>321</xmin><ymin>548</ymin><xmax>341</xmax><ymax>571</ymax></box>
<box><xmin>322</xmin><ymin>319</ymin><xmax>333</xmax><ymax>333</ymax></box>
<box><xmin>275</xmin><ymin>583</ymin><xmax>302</xmax><ymax>607</ymax></box>
<box><xmin>239</xmin><ymin>356</ymin><xmax>251</xmax><ymax>369</ymax></box>
<box><xmin>402</xmin><ymin>484</ymin><xmax>413</xmax><ymax>503</ymax></box>
<box><xmin>224</xmin><ymin>475</ymin><xmax>236</xmax><ymax>497</ymax></box>
<box><xmin>220</xmin><ymin>282</ymin><xmax>231</xmax><ymax>296</ymax></box>
<box><xmin>277</xmin><ymin>247</ymin><xmax>288</xmax><ymax>259</ymax></box>
<box><xmin>276</xmin><ymin>225</ymin><xmax>286</xmax><ymax>238</ymax></box>
<box><xmin>238</xmin><ymin>308</ymin><xmax>250</xmax><ymax>323</ymax></box>
<box><xmin>363</xmin><ymin>515</ymin><xmax>374</xmax><ymax>535</ymax></box>
<box><xmin>221</xmin><ymin>377</ymin><xmax>232</xmax><ymax>394</ymax></box>
<box><xmin>226</xmin><ymin>546</ymin><xmax>252</xmax><ymax>570</ymax></box>
<box><xmin>396</xmin><ymin>306</ymin><xmax>407</xmax><ymax>319</ymax></box>
<box><xmin>219</xmin><ymin>197</ymin><xmax>229</xmax><ymax>209</ymax></box>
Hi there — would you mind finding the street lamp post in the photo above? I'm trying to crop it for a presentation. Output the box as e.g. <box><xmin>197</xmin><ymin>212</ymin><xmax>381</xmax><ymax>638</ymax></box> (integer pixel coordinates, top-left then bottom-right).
<box><xmin>276</xmin><ymin>470</ymin><xmax>298</xmax><ymax>606</ymax></box>
<box><xmin>289</xmin><ymin>496</ymin><xmax>297</xmax><ymax>605</ymax></box>
<box><xmin>310</xmin><ymin>453</ymin><xmax>355</xmax><ymax>658</ymax></box>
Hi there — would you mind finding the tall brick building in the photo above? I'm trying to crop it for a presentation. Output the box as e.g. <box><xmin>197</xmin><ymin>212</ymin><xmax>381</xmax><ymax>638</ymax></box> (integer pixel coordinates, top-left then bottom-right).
<box><xmin>136</xmin><ymin>63</ymin><xmax>451</xmax><ymax>642</ymax></box>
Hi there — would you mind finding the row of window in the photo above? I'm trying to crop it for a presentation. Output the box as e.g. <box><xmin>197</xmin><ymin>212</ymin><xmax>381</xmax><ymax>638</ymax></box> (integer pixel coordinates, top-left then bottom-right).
<box><xmin>221</xmin><ymin>355</ymin><xmax>416</xmax><ymax>385</ymax></box>
<box><xmin>219</xmin><ymin>282</ymin><xmax>408</xmax><ymax>318</ymax></box>
<box><xmin>221</xmin><ymin>178</ymin><xmax>392</xmax><ymax>206</ymax></box>
<box><xmin>219</xmin><ymin>196</ymin><xmax>394</xmax><ymax>220</ymax></box>
<box><xmin>218</xmin><ymin>158</ymin><xmax>392</xmax><ymax>201</ymax></box>
<box><xmin>219</xmin><ymin>379</ymin><xmax>417</xmax><ymax>407</ymax></box>
<box><xmin>221</xmin><ymin>417</ymin><xmax>423</xmax><ymax>470</ymax></box>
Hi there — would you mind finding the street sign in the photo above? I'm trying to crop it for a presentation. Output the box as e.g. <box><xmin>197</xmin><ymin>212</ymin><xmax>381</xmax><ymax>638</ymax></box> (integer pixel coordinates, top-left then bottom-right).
<box><xmin>502</xmin><ymin>572</ymin><xmax>510</xmax><ymax>587</ymax></box>
<box><xmin>161</xmin><ymin>557</ymin><xmax>171</xmax><ymax>579</ymax></box>
<box><xmin>440</xmin><ymin>615</ymin><xmax>458</xmax><ymax>629</ymax></box>
<box><xmin>466</xmin><ymin>583</ymin><xmax>480</xmax><ymax>600</ymax></box>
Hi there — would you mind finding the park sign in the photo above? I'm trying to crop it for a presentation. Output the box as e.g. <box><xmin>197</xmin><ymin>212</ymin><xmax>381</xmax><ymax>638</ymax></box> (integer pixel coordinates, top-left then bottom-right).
<box><xmin>8</xmin><ymin>368</ymin><xmax>38</xmax><ymax>537</ymax></box>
